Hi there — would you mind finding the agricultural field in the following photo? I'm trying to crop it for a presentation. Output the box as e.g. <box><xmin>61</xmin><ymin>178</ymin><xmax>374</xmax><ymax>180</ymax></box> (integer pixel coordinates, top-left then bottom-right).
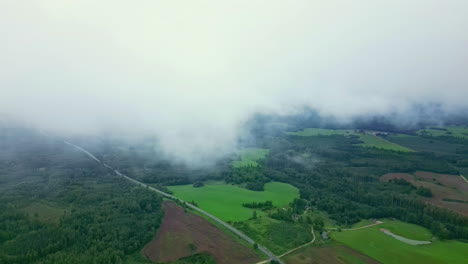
<box><xmin>232</xmin><ymin>148</ymin><xmax>270</xmax><ymax>168</ymax></box>
<box><xmin>167</xmin><ymin>181</ymin><xmax>299</xmax><ymax>221</ymax></box>
<box><xmin>283</xmin><ymin>243</ymin><xmax>380</xmax><ymax>264</ymax></box>
<box><xmin>331</xmin><ymin>219</ymin><xmax>468</xmax><ymax>264</ymax></box>
<box><xmin>287</xmin><ymin>128</ymin><xmax>412</xmax><ymax>152</ymax></box>
<box><xmin>418</xmin><ymin>126</ymin><xmax>468</xmax><ymax>139</ymax></box>
<box><xmin>143</xmin><ymin>201</ymin><xmax>259</xmax><ymax>264</ymax></box>
<box><xmin>381</xmin><ymin>171</ymin><xmax>468</xmax><ymax>216</ymax></box>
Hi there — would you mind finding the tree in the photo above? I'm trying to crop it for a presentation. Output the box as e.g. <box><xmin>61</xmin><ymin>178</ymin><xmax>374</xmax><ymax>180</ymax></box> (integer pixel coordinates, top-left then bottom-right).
<box><xmin>252</xmin><ymin>210</ymin><xmax>258</xmax><ymax>219</ymax></box>
<box><xmin>312</xmin><ymin>216</ymin><xmax>325</xmax><ymax>231</ymax></box>
<box><xmin>193</xmin><ymin>181</ymin><xmax>204</xmax><ymax>188</ymax></box>
<box><xmin>188</xmin><ymin>243</ymin><xmax>197</xmax><ymax>255</ymax></box>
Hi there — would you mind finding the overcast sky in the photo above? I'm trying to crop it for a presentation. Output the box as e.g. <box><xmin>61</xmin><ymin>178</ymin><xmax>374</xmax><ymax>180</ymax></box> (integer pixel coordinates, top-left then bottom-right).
<box><xmin>1</xmin><ymin>1</ymin><xmax>468</xmax><ymax>162</ymax></box>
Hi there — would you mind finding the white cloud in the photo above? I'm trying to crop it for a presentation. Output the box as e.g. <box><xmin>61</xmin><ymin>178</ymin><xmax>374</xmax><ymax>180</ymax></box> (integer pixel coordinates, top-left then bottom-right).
<box><xmin>1</xmin><ymin>0</ymin><xmax>468</xmax><ymax>162</ymax></box>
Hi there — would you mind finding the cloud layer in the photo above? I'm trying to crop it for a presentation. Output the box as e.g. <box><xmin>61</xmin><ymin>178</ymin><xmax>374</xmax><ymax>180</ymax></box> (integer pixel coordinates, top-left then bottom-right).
<box><xmin>1</xmin><ymin>1</ymin><xmax>468</xmax><ymax>162</ymax></box>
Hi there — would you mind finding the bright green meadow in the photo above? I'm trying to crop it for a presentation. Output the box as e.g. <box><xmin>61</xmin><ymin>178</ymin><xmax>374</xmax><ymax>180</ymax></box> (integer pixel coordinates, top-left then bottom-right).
<box><xmin>332</xmin><ymin>219</ymin><xmax>468</xmax><ymax>264</ymax></box>
<box><xmin>232</xmin><ymin>148</ymin><xmax>270</xmax><ymax>168</ymax></box>
<box><xmin>167</xmin><ymin>181</ymin><xmax>299</xmax><ymax>221</ymax></box>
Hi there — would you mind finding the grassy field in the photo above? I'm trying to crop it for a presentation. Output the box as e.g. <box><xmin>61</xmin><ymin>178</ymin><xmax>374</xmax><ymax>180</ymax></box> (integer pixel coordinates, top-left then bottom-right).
<box><xmin>350</xmin><ymin>219</ymin><xmax>376</xmax><ymax>229</ymax></box>
<box><xmin>331</xmin><ymin>219</ymin><xmax>468</xmax><ymax>264</ymax></box>
<box><xmin>232</xmin><ymin>148</ymin><xmax>270</xmax><ymax>168</ymax></box>
<box><xmin>356</xmin><ymin>134</ymin><xmax>412</xmax><ymax>152</ymax></box>
<box><xmin>418</xmin><ymin>126</ymin><xmax>468</xmax><ymax>139</ymax></box>
<box><xmin>287</xmin><ymin>128</ymin><xmax>412</xmax><ymax>152</ymax></box>
<box><xmin>168</xmin><ymin>181</ymin><xmax>299</xmax><ymax>221</ymax></box>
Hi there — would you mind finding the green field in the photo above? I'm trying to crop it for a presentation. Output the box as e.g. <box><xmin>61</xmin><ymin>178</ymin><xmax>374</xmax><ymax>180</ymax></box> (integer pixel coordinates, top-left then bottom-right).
<box><xmin>168</xmin><ymin>181</ymin><xmax>299</xmax><ymax>221</ymax></box>
<box><xmin>287</xmin><ymin>128</ymin><xmax>412</xmax><ymax>152</ymax></box>
<box><xmin>332</xmin><ymin>219</ymin><xmax>468</xmax><ymax>264</ymax></box>
<box><xmin>232</xmin><ymin>148</ymin><xmax>270</xmax><ymax>168</ymax></box>
<box><xmin>418</xmin><ymin>126</ymin><xmax>468</xmax><ymax>139</ymax></box>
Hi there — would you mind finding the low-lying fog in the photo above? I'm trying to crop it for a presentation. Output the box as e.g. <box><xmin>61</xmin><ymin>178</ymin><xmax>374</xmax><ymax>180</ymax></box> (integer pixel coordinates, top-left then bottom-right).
<box><xmin>1</xmin><ymin>1</ymin><xmax>468</xmax><ymax>164</ymax></box>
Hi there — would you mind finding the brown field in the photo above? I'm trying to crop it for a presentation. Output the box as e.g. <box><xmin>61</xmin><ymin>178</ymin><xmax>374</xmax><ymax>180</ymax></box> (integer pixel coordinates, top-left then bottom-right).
<box><xmin>283</xmin><ymin>244</ymin><xmax>381</xmax><ymax>264</ymax></box>
<box><xmin>381</xmin><ymin>171</ymin><xmax>468</xmax><ymax>216</ymax></box>
<box><xmin>142</xmin><ymin>201</ymin><xmax>260</xmax><ymax>264</ymax></box>
<box><xmin>414</xmin><ymin>171</ymin><xmax>468</xmax><ymax>192</ymax></box>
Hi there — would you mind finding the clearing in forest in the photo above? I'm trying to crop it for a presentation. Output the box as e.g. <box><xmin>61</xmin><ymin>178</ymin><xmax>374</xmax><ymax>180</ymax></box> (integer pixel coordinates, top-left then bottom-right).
<box><xmin>232</xmin><ymin>148</ymin><xmax>270</xmax><ymax>168</ymax></box>
<box><xmin>287</xmin><ymin>128</ymin><xmax>412</xmax><ymax>152</ymax></box>
<box><xmin>381</xmin><ymin>171</ymin><xmax>468</xmax><ymax>216</ymax></box>
<box><xmin>331</xmin><ymin>219</ymin><xmax>468</xmax><ymax>264</ymax></box>
<box><xmin>168</xmin><ymin>181</ymin><xmax>299</xmax><ymax>222</ymax></box>
<box><xmin>142</xmin><ymin>201</ymin><xmax>260</xmax><ymax>264</ymax></box>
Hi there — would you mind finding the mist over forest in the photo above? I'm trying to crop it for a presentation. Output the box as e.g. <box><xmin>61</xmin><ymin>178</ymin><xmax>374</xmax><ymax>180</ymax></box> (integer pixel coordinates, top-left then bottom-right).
<box><xmin>2</xmin><ymin>0</ymin><xmax>468</xmax><ymax>165</ymax></box>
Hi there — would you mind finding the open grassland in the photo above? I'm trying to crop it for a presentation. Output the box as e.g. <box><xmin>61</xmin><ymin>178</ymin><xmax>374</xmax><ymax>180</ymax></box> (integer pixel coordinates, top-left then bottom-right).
<box><xmin>232</xmin><ymin>148</ymin><xmax>270</xmax><ymax>168</ymax></box>
<box><xmin>378</xmin><ymin>220</ymin><xmax>432</xmax><ymax>241</ymax></box>
<box><xmin>332</xmin><ymin>219</ymin><xmax>468</xmax><ymax>264</ymax></box>
<box><xmin>234</xmin><ymin>217</ymin><xmax>313</xmax><ymax>255</ymax></box>
<box><xmin>283</xmin><ymin>243</ymin><xmax>380</xmax><ymax>264</ymax></box>
<box><xmin>287</xmin><ymin>128</ymin><xmax>412</xmax><ymax>152</ymax></box>
<box><xmin>356</xmin><ymin>134</ymin><xmax>412</xmax><ymax>152</ymax></box>
<box><xmin>418</xmin><ymin>126</ymin><xmax>468</xmax><ymax>139</ymax></box>
<box><xmin>350</xmin><ymin>219</ymin><xmax>376</xmax><ymax>229</ymax></box>
<box><xmin>168</xmin><ymin>181</ymin><xmax>299</xmax><ymax>221</ymax></box>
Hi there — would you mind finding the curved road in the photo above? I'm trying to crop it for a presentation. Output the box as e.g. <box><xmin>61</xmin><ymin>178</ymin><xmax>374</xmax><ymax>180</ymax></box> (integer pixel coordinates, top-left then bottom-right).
<box><xmin>64</xmin><ymin>141</ymin><xmax>283</xmax><ymax>264</ymax></box>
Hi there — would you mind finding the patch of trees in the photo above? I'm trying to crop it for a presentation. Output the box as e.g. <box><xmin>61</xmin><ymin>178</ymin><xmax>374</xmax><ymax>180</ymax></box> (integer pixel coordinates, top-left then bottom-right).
<box><xmin>416</xmin><ymin>186</ymin><xmax>433</xmax><ymax>197</ymax></box>
<box><xmin>193</xmin><ymin>181</ymin><xmax>204</xmax><ymax>187</ymax></box>
<box><xmin>242</xmin><ymin>201</ymin><xmax>273</xmax><ymax>210</ymax></box>
<box><xmin>174</xmin><ymin>252</ymin><xmax>216</xmax><ymax>264</ymax></box>
<box><xmin>225</xmin><ymin>167</ymin><xmax>269</xmax><ymax>191</ymax></box>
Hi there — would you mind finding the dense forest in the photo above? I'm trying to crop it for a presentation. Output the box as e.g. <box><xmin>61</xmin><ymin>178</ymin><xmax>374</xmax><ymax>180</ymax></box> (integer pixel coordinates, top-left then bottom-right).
<box><xmin>0</xmin><ymin>129</ymin><xmax>163</xmax><ymax>263</ymax></box>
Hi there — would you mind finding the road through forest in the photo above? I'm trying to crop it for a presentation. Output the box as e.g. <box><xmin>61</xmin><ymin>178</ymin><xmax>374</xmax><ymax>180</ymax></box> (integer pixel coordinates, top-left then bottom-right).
<box><xmin>64</xmin><ymin>141</ymin><xmax>283</xmax><ymax>264</ymax></box>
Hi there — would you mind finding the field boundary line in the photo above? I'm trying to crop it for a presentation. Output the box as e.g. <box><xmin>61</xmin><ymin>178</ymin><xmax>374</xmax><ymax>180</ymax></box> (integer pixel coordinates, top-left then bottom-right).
<box><xmin>326</xmin><ymin>220</ymin><xmax>383</xmax><ymax>231</ymax></box>
<box><xmin>460</xmin><ymin>174</ymin><xmax>468</xmax><ymax>184</ymax></box>
<box><xmin>375</xmin><ymin>135</ymin><xmax>414</xmax><ymax>152</ymax></box>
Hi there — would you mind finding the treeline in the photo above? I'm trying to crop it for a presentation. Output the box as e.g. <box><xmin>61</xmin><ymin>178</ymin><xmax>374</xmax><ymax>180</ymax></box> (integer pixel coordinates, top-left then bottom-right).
<box><xmin>242</xmin><ymin>201</ymin><xmax>273</xmax><ymax>210</ymax></box>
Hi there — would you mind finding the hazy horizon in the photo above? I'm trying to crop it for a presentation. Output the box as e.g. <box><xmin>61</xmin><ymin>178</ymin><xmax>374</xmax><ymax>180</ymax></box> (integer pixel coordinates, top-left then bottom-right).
<box><xmin>2</xmin><ymin>0</ymin><xmax>468</xmax><ymax>163</ymax></box>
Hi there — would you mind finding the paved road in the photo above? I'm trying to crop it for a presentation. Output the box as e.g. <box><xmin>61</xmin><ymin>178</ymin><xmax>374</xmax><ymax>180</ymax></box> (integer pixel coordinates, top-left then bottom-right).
<box><xmin>65</xmin><ymin>141</ymin><xmax>283</xmax><ymax>264</ymax></box>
